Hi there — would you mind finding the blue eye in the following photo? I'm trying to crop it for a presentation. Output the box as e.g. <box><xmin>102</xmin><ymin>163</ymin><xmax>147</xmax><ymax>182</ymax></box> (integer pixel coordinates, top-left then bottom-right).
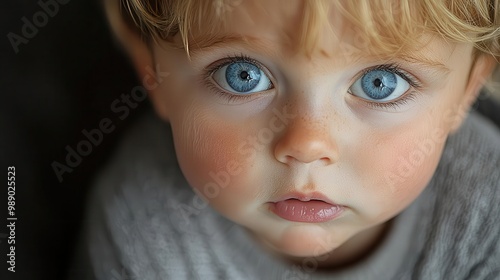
<box><xmin>212</xmin><ymin>61</ymin><xmax>272</xmax><ymax>94</ymax></box>
<box><xmin>349</xmin><ymin>69</ymin><xmax>410</xmax><ymax>102</ymax></box>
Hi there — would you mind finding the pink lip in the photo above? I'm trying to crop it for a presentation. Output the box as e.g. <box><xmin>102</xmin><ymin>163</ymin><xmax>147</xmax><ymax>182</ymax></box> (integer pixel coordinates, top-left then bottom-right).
<box><xmin>269</xmin><ymin>192</ymin><xmax>345</xmax><ymax>223</ymax></box>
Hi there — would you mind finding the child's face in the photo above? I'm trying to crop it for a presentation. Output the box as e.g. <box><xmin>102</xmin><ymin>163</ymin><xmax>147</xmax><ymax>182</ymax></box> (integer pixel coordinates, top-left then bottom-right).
<box><xmin>149</xmin><ymin>0</ymin><xmax>481</xmax><ymax>259</ymax></box>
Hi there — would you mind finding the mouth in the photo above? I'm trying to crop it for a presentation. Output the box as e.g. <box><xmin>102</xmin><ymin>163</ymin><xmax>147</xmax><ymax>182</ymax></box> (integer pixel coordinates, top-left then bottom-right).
<box><xmin>268</xmin><ymin>192</ymin><xmax>345</xmax><ymax>223</ymax></box>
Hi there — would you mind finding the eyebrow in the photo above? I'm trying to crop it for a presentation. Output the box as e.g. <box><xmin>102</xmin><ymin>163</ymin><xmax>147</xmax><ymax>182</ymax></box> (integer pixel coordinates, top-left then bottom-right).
<box><xmin>188</xmin><ymin>34</ymin><xmax>451</xmax><ymax>75</ymax></box>
<box><xmin>188</xmin><ymin>34</ymin><xmax>280</xmax><ymax>58</ymax></box>
<box><xmin>397</xmin><ymin>54</ymin><xmax>450</xmax><ymax>75</ymax></box>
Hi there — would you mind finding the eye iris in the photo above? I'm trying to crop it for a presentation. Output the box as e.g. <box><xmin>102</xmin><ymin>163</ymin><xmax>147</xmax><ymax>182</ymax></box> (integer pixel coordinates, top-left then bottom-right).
<box><xmin>361</xmin><ymin>70</ymin><xmax>397</xmax><ymax>99</ymax></box>
<box><xmin>226</xmin><ymin>62</ymin><xmax>261</xmax><ymax>93</ymax></box>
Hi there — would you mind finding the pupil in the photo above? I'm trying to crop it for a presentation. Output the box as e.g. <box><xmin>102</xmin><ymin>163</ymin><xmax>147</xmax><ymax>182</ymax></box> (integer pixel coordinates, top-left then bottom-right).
<box><xmin>225</xmin><ymin>62</ymin><xmax>261</xmax><ymax>92</ymax></box>
<box><xmin>240</xmin><ymin>71</ymin><xmax>249</xmax><ymax>80</ymax></box>
<box><xmin>360</xmin><ymin>70</ymin><xmax>397</xmax><ymax>100</ymax></box>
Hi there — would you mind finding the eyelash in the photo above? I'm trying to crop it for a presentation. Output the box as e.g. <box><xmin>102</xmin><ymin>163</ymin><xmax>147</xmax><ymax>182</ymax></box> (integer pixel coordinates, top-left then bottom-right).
<box><xmin>203</xmin><ymin>56</ymin><xmax>423</xmax><ymax>109</ymax></box>
<box><xmin>203</xmin><ymin>54</ymin><xmax>269</xmax><ymax>103</ymax></box>
<box><xmin>355</xmin><ymin>63</ymin><xmax>423</xmax><ymax>110</ymax></box>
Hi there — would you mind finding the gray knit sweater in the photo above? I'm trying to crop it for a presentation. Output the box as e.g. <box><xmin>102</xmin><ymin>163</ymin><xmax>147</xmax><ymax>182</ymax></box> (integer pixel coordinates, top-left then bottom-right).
<box><xmin>76</xmin><ymin>110</ymin><xmax>500</xmax><ymax>280</ymax></box>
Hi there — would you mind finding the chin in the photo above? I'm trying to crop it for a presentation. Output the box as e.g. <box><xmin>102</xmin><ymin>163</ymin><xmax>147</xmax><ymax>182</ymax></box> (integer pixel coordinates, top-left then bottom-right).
<box><xmin>261</xmin><ymin>224</ymin><xmax>341</xmax><ymax>258</ymax></box>
<box><xmin>277</xmin><ymin>240</ymin><xmax>337</xmax><ymax>259</ymax></box>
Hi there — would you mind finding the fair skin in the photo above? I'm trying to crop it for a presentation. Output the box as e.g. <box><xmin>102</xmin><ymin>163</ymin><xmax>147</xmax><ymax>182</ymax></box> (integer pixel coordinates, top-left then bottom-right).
<box><xmin>107</xmin><ymin>0</ymin><xmax>496</xmax><ymax>269</ymax></box>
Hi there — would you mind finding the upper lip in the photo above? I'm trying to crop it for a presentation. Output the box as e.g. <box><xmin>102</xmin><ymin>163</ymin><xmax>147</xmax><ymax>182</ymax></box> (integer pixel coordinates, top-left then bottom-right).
<box><xmin>271</xmin><ymin>191</ymin><xmax>339</xmax><ymax>205</ymax></box>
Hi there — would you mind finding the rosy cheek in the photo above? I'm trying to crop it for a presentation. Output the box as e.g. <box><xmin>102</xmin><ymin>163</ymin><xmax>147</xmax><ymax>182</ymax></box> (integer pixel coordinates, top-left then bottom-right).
<box><xmin>352</xmin><ymin>119</ymin><xmax>445</xmax><ymax>218</ymax></box>
<box><xmin>172</xmin><ymin>113</ymin><xmax>258</xmax><ymax>217</ymax></box>
<box><xmin>381</xmin><ymin>137</ymin><xmax>441</xmax><ymax>198</ymax></box>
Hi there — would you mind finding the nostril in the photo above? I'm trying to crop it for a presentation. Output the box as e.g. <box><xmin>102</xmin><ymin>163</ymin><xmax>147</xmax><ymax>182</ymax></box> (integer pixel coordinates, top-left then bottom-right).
<box><xmin>274</xmin><ymin>127</ymin><xmax>339</xmax><ymax>166</ymax></box>
<box><xmin>319</xmin><ymin>157</ymin><xmax>333</xmax><ymax>165</ymax></box>
<box><xmin>283</xmin><ymin>155</ymin><xmax>294</xmax><ymax>163</ymax></box>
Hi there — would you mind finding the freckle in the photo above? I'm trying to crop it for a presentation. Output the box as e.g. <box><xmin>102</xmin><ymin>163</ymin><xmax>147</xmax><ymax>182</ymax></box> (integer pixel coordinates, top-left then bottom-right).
<box><xmin>303</xmin><ymin>182</ymin><xmax>315</xmax><ymax>191</ymax></box>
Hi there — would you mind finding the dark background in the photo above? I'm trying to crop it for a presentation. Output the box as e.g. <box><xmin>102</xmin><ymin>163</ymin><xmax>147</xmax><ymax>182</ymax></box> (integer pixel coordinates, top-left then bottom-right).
<box><xmin>1</xmin><ymin>1</ymin><xmax>499</xmax><ymax>280</ymax></box>
<box><xmin>1</xmin><ymin>1</ymin><xmax>148</xmax><ymax>279</ymax></box>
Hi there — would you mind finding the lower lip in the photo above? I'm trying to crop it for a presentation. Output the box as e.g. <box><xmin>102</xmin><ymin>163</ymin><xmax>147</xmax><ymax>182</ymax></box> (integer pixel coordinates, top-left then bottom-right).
<box><xmin>269</xmin><ymin>199</ymin><xmax>344</xmax><ymax>223</ymax></box>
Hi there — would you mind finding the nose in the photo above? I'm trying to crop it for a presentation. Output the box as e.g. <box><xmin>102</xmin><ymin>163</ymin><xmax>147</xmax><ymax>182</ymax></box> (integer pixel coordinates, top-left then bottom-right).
<box><xmin>274</xmin><ymin>111</ymin><xmax>339</xmax><ymax>166</ymax></box>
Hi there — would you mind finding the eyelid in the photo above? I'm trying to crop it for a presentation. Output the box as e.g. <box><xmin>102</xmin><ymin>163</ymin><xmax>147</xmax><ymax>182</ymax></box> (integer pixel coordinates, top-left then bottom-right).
<box><xmin>348</xmin><ymin>63</ymin><xmax>424</xmax><ymax>111</ymax></box>
<box><xmin>205</xmin><ymin>54</ymin><xmax>274</xmax><ymax>81</ymax></box>
<box><xmin>202</xmin><ymin>54</ymin><xmax>276</xmax><ymax>103</ymax></box>
<box><xmin>357</xmin><ymin>63</ymin><xmax>423</xmax><ymax>89</ymax></box>
<box><xmin>360</xmin><ymin>91</ymin><xmax>421</xmax><ymax>111</ymax></box>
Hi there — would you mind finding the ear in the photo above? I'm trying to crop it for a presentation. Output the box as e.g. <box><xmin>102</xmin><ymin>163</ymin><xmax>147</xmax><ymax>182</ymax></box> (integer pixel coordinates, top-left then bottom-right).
<box><xmin>103</xmin><ymin>0</ymin><xmax>170</xmax><ymax>121</ymax></box>
<box><xmin>104</xmin><ymin>0</ymin><xmax>154</xmax><ymax>82</ymax></box>
<box><xmin>449</xmin><ymin>54</ymin><xmax>497</xmax><ymax>133</ymax></box>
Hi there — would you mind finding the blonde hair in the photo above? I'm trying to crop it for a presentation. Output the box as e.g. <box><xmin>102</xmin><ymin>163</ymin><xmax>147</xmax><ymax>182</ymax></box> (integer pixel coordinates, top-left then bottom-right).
<box><xmin>111</xmin><ymin>0</ymin><xmax>499</xmax><ymax>60</ymax></box>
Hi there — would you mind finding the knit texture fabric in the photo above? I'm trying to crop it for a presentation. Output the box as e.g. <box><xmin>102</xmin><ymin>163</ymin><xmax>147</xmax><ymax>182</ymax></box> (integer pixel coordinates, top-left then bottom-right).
<box><xmin>76</xmin><ymin>110</ymin><xmax>500</xmax><ymax>280</ymax></box>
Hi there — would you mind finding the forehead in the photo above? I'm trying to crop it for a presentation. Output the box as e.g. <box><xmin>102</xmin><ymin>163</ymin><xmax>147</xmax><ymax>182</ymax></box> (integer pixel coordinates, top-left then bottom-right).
<box><xmin>180</xmin><ymin>0</ymin><xmax>459</xmax><ymax>74</ymax></box>
<box><xmin>188</xmin><ymin>0</ymin><xmax>335</xmax><ymax>55</ymax></box>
